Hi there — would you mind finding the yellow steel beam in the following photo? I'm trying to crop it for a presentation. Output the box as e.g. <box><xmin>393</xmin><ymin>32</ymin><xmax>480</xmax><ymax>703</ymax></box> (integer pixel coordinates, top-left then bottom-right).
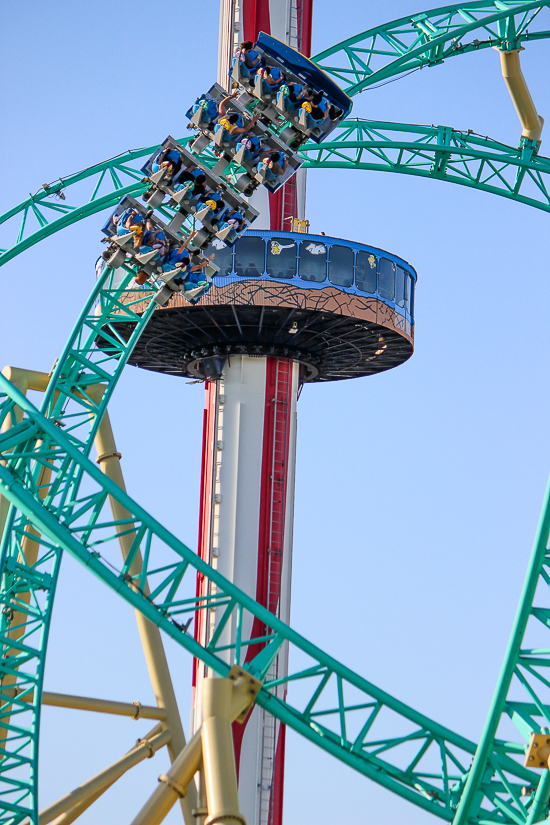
<box><xmin>498</xmin><ymin>49</ymin><xmax>544</xmax><ymax>142</ymax></box>
<box><xmin>3</xmin><ymin>687</ymin><xmax>167</xmax><ymax>720</ymax></box>
<box><xmin>130</xmin><ymin>667</ymin><xmax>262</xmax><ymax>825</ymax></box>
<box><xmin>0</xmin><ymin>367</ymin><xmax>197</xmax><ymax>823</ymax></box>
<box><xmin>36</xmin><ymin>724</ymin><xmax>170</xmax><ymax>825</ymax></box>
<box><xmin>94</xmin><ymin>410</ymin><xmax>198</xmax><ymax>824</ymax></box>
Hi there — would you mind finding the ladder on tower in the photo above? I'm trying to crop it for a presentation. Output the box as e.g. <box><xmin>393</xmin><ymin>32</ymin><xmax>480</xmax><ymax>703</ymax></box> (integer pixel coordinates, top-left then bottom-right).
<box><xmin>257</xmin><ymin>358</ymin><xmax>291</xmax><ymax>825</ymax></box>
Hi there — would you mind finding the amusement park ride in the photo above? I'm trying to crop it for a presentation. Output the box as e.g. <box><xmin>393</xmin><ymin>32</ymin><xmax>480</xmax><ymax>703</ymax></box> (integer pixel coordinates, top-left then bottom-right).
<box><xmin>1</xmin><ymin>1</ymin><xmax>550</xmax><ymax>824</ymax></box>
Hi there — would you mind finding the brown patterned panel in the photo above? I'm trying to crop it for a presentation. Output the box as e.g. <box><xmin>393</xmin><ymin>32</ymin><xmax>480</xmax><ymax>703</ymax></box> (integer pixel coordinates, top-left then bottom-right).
<box><xmin>122</xmin><ymin>281</ymin><xmax>413</xmax><ymax>344</ymax></box>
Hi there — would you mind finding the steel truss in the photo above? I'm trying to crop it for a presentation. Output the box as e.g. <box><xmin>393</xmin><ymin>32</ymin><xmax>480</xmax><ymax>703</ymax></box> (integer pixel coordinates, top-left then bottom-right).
<box><xmin>0</xmin><ymin>336</ymin><xmax>498</xmax><ymax>824</ymax></box>
<box><xmin>1</xmin><ymin>120</ymin><xmax>549</xmax><ymax>276</ymax></box>
<box><xmin>1</xmin><ymin>3</ymin><xmax>550</xmax><ymax>824</ymax></box>
<box><xmin>313</xmin><ymin>1</ymin><xmax>550</xmax><ymax>96</ymax></box>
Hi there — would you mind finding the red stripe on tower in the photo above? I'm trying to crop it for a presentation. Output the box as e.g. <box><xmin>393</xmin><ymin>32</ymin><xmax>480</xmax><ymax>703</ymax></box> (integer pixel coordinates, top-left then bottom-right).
<box><xmin>240</xmin><ymin>0</ymin><xmax>314</xmax><ymax>230</ymax></box>
<box><xmin>241</xmin><ymin>0</ymin><xmax>271</xmax><ymax>42</ymax></box>
<box><xmin>231</xmin><ymin>357</ymin><xmax>294</xmax><ymax>823</ymax></box>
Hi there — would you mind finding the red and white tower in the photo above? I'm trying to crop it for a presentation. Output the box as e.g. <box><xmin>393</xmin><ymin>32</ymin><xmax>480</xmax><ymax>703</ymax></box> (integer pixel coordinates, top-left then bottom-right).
<box><xmin>193</xmin><ymin>3</ymin><xmax>313</xmax><ymax>824</ymax></box>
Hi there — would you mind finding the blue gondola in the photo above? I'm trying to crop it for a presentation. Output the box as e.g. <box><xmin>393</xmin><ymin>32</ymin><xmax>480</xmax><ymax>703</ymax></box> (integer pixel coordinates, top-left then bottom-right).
<box><xmin>231</xmin><ymin>32</ymin><xmax>352</xmax><ymax>145</ymax></box>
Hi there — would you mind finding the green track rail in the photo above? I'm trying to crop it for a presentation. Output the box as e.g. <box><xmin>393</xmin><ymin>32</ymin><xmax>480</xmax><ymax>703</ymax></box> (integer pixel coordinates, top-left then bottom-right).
<box><xmin>0</xmin><ymin>267</ymin><xmax>478</xmax><ymax>823</ymax></box>
<box><xmin>1</xmin><ymin>3</ymin><xmax>550</xmax><ymax>823</ymax></box>
<box><xmin>1</xmin><ymin>120</ymin><xmax>549</xmax><ymax>275</ymax></box>
<box><xmin>313</xmin><ymin>0</ymin><xmax>550</xmax><ymax>96</ymax></box>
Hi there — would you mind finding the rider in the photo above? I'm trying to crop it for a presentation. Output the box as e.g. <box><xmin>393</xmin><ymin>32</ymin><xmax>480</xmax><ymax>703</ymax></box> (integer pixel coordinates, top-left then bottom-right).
<box><xmin>302</xmin><ymin>91</ymin><xmax>329</xmax><ymax>128</ymax></box>
<box><xmin>216</xmin><ymin>91</ymin><xmax>259</xmax><ymax>144</ymax></box>
<box><xmin>218</xmin><ymin>207</ymin><xmax>246</xmax><ymax>234</ymax></box>
<box><xmin>257</xmin><ymin>150</ymin><xmax>288</xmax><ymax>184</ymax></box>
<box><xmin>235</xmin><ymin>132</ymin><xmax>264</xmax><ymax>166</ymax></box>
<box><xmin>162</xmin><ymin>232</ymin><xmax>197</xmax><ymax>272</ymax></box>
<box><xmin>190</xmin><ymin>94</ymin><xmax>220</xmax><ymax>130</ymax></box>
<box><xmin>258</xmin><ymin>65</ymin><xmax>285</xmax><ymax>95</ymax></box>
<box><xmin>151</xmin><ymin>146</ymin><xmax>182</xmax><ymax>181</ymax></box>
<box><xmin>232</xmin><ymin>40</ymin><xmax>261</xmax><ymax>79</ymax></box>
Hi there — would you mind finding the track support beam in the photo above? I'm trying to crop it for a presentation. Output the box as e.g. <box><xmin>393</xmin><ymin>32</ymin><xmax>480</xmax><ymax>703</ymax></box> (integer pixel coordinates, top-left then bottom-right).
<box><xmin>498</xmin><ymin>48</ymin><xmax>544</xmax><ymax>143</ymax></box>
<box><xmin>131</xmin><ymin>668</ymin><xmax>261</xmax><ymax>825</ymax></box>
<box><xmin>36</xmin><ymin>724</ymin><xmax>170</xmax><ymax>825</ymax></box>
<box><xmin>94</xmin><ymin>409</ymin><xmax>198</xmax><ymax>823</ymax></box>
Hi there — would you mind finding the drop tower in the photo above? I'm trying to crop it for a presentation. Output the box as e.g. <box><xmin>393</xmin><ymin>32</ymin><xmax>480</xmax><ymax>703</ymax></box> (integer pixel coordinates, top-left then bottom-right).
<box><xmin>120</xmin><ymin>3</ymin><xmax>417</xmax><ymax>824</ymax></box>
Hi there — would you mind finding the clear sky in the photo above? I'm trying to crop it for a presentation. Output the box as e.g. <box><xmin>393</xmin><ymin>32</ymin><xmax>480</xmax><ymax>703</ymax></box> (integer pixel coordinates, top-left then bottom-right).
<box><xmin>1</xmin><ymin>1</ymin><xmax>550</xmax><ymax>823</ymax></box>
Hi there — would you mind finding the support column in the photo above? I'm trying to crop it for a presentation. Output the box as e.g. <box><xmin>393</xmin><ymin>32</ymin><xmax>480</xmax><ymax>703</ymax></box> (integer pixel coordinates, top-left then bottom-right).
<box><xmin>94</xmin><ymin>413</ymin><xmax>198</xmax><ymax>824</ymax></box>
<box><xmin>193</xmin><ymin>356</ymin><xmax>299</xmax><ymax>825</ymax></box>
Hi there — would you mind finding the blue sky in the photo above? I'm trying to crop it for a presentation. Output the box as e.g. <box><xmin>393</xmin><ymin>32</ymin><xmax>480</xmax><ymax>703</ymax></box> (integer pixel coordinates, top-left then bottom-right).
<box><xmin>1</xmin><ymin>1</ymin><xmax>550</xmax><ymax>823</ymax></box>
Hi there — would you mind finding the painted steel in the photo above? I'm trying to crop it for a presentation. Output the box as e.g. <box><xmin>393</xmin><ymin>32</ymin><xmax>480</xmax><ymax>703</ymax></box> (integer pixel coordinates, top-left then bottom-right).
<box><xmin>313</xmin><ymin>1</ymin><xmax>550</xmax><ymax>96</ymax></box>
<box><xmin>193</xmin><ymin>357</ymin><xmax>299</xmax><ymax>825</ymax></box>
<box><xmin>1</xmin><ymin>121</ymin><xmax>549</xmax><ymax>278</ymax></box>
<box><xmin>0</xmin><ymin>5</ymin><xmax>549</xmax><ymax>823</ymax></box>
<box><xmin>0</xmin><ymin>373</ymin><xmax>483</xmax><ymax>823</ymax></box>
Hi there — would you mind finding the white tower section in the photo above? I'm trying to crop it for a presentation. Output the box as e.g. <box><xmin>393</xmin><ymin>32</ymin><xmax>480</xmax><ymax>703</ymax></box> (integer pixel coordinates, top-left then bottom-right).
<box><xmin>191</xmin><ymin>5</ymin><xmax>313</xmax><ymax>824</ymax></box>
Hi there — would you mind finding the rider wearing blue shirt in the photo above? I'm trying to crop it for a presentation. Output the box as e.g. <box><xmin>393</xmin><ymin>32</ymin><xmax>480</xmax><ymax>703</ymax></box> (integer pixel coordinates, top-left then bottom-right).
<box><xmin>231</xmin><ymin>40</ymin><xmax>261</xmax><ymax>80</ymax></box>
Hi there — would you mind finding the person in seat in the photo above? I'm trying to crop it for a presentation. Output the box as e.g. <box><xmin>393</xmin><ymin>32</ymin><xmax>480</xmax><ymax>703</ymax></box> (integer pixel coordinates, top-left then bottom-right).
<box><xmin>280</xmin><ymin>81</ymin><xmax>307</xmax><ymax>112</ymax></box>
<box><xmin>235</xmin><ymin>133</ymin><xmax>264</xmax><ymax>166</ymax></box>
<box><xmin>140</xmin><ymin>217</ymin><xmax>167</xmax><ymax>258</ymax></box>
<box><xmin>218</xmin><ymin>208</ymin><xmax>246</xmax><ymax>234</ymax></box>
<box><xmin>258</xmin><ymin>65</ymin><xmax>285</xmax><ymax>96</ymax></box>
<box><xmin>115</xmin><ymin>207</ymin><xmax>143</xmax><ymax>236</ymax></box>
<box><xmin>232</xmin><ymin>40</ymin><xmax>261</xmax><ymax>80</ymax></box>
<box><xmin>162</xmin><ymin>231</ymin><xmax>197</xmax><ymax>273</ymax></box>
<box><xmin>216</xmin><ymin>92</ymin><xmax>259</xmax><ymax>144</ymax></box>
<box><xmin>189</xmin><ymin>95</ymin><xmax>220</xmax><ymax>130</ymax></box>
<box><xmin>173</xmin><ymin>166</ymin><xmax>207</xmax><ymax>194</ymax></box>
<box><xmin>257</xmin><ymin>150</ymin><xmax>288</xmax><ymax>183</ymax></box>
<box><xmin>151</xmin><ymin>147</ymin><xmax>182</xmax><ymax>182</ymax></box>
<box><xmin>302</xmin><ymin>92</ymin><xmax>329</xmax><ymax>129</ymax></box>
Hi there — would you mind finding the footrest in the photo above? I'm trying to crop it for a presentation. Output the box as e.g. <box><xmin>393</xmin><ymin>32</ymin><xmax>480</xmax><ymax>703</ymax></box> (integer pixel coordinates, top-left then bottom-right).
<box><xmin>135</xmin><ymin>250</ymin><xmax>158</xmax><ymax>265</ymax></box>
<box><xmin>102</xmin><ymin>247</ymin><xmax>126</xmax><ymax>269</ymax></box>
<box><xmin>190</xmin><ymin>133</ymin><xmax>211</xmax><ymax>154</ymax></box>
<box><xmin>144</xmin><ymin>189</ymin><xmax>164</xmax><ymax>210</ymax></box>
<box><xmin>113</xmin><ymin>231</ymin><xmax>136</xmax><ymax>248</ymax></box>
<box><xmin>150</xmin><ymin>169</ymin><xmax>167</xmax><ymax>186</ymax></box>
<box><xmin>212</xmin><ymin>158</ymin><xmax>230</xmax><ymax>176</ymax></box>
<box><xmin>153</xmin><ymin>285</ymin><xmax>174</xmax><ymax>307</ymax></box>
<box><xmin>168</xmin><ymin>212</ymin><xmax>186</xmax><ymax>233</ymax></box>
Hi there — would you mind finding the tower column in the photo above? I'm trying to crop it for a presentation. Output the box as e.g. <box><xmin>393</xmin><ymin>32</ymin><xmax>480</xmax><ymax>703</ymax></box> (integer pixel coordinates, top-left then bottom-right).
<box><xmin>193</xmin><ymin>356</ymin><xmax>299</xmax><ymax>825</ymax></box>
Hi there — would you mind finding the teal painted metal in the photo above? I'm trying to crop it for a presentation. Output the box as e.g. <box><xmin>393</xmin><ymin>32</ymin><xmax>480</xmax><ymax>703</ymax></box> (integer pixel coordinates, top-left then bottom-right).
<box><xmin>0</xmin><ymin>266</ymin><xmax>160</xmax><ymax>823</ymax></box>
<box><xmin>451</xmin><ymin>476</ymin><xmax>550</xmax><ymax>824</ymax></box>
<box><xmin>0</xmin><ymin>6</ymin><xmax>549</xmax><ymax>823</ymax></box>
<box><xmin>312</xmin><ymin>1</ymin><xmax>550</xmax><ymax>96</ymax></box>
<box><xmin>0</xmin><ymin>375</ymin><xmax>506</xmax><ymax>823</ymax></box>
<box><xmin>1</xmin><ymin>123</ymin><xmax>549</xmax><ymax>275</ymax></box>
<box><xmin>300</xmin><ymin>120</ymin><xmax>550</xmax><ymax>214</ymax></box>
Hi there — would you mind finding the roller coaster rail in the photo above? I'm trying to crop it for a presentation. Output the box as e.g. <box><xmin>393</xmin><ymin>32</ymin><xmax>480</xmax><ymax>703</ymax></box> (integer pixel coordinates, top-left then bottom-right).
<box><xmin>2</xmin><ymin>2</ymin><xmax>550</xmax><ymax>823</ymax></box>
<box><xmin>2</xmin><ymin>119</ymin><xmax>550</xmax><ymax>273</ymax></box>
<box><xmin>312</xmin><ymin>0</ymin><xmax>550</xmax><ymax>96</ymax></box>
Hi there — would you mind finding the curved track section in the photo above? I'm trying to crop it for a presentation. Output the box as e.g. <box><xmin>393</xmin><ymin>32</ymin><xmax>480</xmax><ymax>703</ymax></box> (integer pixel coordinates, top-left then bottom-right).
<box><xmin>313</xmin><ymin>1</ymin><xmax>550</xmax><ymax>96</ymax></box>
<box><xmin>0</xmin><ymin>263</ymin><xmax>548</xmax><ymax>825</ymax></box>
<box><xmin>0</xmin><ymin>370</ymin><xmax>515</xmax><ymax>824</ymax></box>
<box><xmin>1</xmin><ymin>8</ymin><xmax>550</xmax><ymax>824</ymax></box>
<box><xmin>0</xmin><ymin>264</ymin><xmax>478</xmax><ymax>824</ymax></box>
<box><xmin>1</xmin><ymin>122</ymin><xmax>549</xmax><ymax>274</ymax></box>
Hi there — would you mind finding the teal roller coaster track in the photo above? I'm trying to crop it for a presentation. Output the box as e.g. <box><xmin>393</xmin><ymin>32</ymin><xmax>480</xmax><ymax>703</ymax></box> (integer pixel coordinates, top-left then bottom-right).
<box><xmin>1</xmin><ymin>2</ymin><xmax>550</xmax><ymax>823</ymax></box>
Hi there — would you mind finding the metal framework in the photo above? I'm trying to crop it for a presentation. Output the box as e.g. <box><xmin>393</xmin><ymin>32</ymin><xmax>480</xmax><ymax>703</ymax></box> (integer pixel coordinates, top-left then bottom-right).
<box><xmin>313</xmin><ymin>1</ymin><xmax>550</xmax><ymax>96</ymax></box>
<box><xmin>1</xmin><ymin>121</ymin><xmax>549</xmax><ymax>275</ymax></box>
<box><xmin>1</xmin><ymin>3</ymin><xmax>550</xmax><ymax>824</ymax></box>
